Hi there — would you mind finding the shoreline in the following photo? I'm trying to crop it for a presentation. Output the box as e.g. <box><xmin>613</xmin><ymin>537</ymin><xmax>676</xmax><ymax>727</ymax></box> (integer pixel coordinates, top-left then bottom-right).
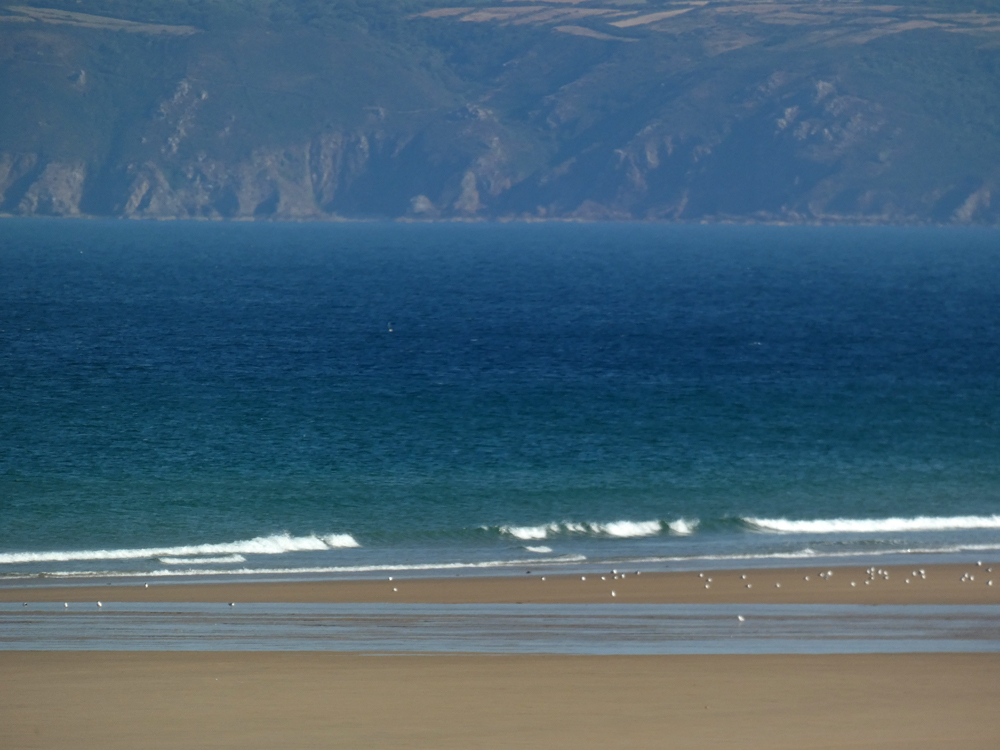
<box><xmin>3</xmin><ymin>561</ymin><xmax>997</xmax><ymax>605</ymax></box>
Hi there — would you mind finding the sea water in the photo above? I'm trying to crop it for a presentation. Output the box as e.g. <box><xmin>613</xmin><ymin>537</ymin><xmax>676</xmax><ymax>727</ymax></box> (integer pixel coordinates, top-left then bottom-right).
<box><xmin>1</xmin><ymin>220</ymin><xmax>999</xmax><ymax>582</ymax></box>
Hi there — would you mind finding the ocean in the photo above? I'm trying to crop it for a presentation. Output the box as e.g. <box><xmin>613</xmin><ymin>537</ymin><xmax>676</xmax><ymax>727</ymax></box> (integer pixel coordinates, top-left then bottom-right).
<box><xmin>1</xmin><ymin>219</ymin><xmax>999</xmax><ymax>583</ymax></box>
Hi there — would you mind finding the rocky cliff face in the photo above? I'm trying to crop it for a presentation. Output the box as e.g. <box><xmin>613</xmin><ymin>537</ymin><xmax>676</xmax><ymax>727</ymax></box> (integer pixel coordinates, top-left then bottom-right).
<box><xmin>2</xmin><ymin>0</ymin><xmax>999</xmax><ymax>224</ymax></box>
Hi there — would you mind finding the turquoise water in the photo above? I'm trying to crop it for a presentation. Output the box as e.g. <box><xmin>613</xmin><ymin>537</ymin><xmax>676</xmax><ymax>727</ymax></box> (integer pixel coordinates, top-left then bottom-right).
<box><xmin>1</xmin><ymin>220</ymin><xmax>999</xmax><ymax>580</ymax></box>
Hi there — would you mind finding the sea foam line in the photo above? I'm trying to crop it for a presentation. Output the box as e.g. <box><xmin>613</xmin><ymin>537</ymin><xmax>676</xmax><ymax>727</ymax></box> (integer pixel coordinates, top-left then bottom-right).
<box><xmin>15</xmin><ymin>554</ymin><xmax>589</xmax><ymax>579</ymax></box>
<box><xmin>0</xmin><ymin>532</ymin><xmax>359</xmax><ymax>564</ymax></box>
<box><xmin>746</xmin><ymin>515</ymin><xmax>1000</xmax><ymax>534</ymax></box>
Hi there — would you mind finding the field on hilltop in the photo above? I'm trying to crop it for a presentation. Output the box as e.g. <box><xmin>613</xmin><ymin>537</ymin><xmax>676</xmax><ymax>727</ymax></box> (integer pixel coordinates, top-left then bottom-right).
<box><xmin>2</xmin><ymin>0</ymin><xmax>999</xmax><ymax>223</ymax></box>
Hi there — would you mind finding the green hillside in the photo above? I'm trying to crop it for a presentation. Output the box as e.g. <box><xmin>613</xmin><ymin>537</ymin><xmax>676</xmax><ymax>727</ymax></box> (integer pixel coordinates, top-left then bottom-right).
<box><xmin>2</xmin><ymin>0</ymin><xmax>999</xmax><ymax>222</ymax></box>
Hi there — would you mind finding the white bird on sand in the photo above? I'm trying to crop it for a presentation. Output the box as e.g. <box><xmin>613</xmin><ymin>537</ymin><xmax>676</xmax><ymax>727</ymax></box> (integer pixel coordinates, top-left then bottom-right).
<box><xmin>581</xmin><ymin>576</ymin><xmax>586</xmax><ymax>581</ymax></box>
<box><xmin>541</xmin><ymin>577</ymin><xmax>546</xmax><ymax>581</ymax></box>
<box><xmin>229</xmin><ymin>602</ymin><xmax>235</xmax><ymax>606</ymax></box>
<box><xmin>611</xmin><ymin>591</ymin><xmax>616</xmax><ymax>597</ymax></box>
<box><xmin>851</xmin><ymin>582</ymin><xmax>856</xmax><ymax>587</ymax></box>
<box><xmin>64</xmin><ymin>603</ymin><xmax>68</xmax><ymax>607</ymax></box>
<box><xmin>393</xmin><ymin>588</ymin><xmax>398</xmax><ymax>592</ymax></box>
<box><xmin>775</xmin><ymin>583</ymin><xmax>781</xmax><ymax>588</ymax></box>
<box><xmin>144</xmin><ymin>583</ymin><xmax>149</xmax><ymax>588</ymax></box>
<box><xmin>746</xmin><ymin>584</ymin><xmax>752</xmax><ymax>589</ymax></box>
<box><xmin>737</xmin><ymin>615</ymin><xmax>745</xmax><ymax>622</ymax></box>
<box><xmin>97</xmin><ymin>602</ymin><xmax>102</xmax><ymax>608</ymax></box>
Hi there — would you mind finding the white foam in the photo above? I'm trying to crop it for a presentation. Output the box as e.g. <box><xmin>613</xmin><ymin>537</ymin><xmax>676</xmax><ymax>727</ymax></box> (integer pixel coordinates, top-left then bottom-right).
<box><xmin>159</xmin><ymin>555</ymin><xmax>246</xmax><ymax>565</ymax></box>
<box><xmin>0</xmin><ymin>532</ymin><xmax>360</xmax><ymax>564</ymax></box>
<box><xmin>668</xmin><ymin>519</ymin><xmax>699</xmax><ymax>536</ymax></box>
<box><xmin>501</xmin><ymin>524</ymin><xmax>555</xmax><ymax>540</ymax></box>
<box><xmin>524</xmin><ymin>546</ymin><xmax>553</xmax><ymax>554</ymax></box>
<box><xmin>746</xmin><ymin>515</ymin><xmax>1000</xmax><ymax>534</ymax></box>
<box><xmin>24</xmin><ymin>554</ymin><xmax>589</xmax><ymax>579</ymax></box>
<box><xmin>592</xmin><ymin>520</ymin><xmax>662</xmax><ymax>538</ymax></box>
<box><xmin>499</xmin><ymin>520</ymin><xmax>664</xmax><ymax>540</ymax></box>
<box><xmin>321</xmin><ymin>534</ymin><xmax>361</xmax><ymax>548</ymax></box>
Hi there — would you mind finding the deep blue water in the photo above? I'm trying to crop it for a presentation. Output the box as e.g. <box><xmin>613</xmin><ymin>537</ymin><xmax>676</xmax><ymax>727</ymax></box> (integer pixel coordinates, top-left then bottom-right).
<box><xmin>1</xmin><ymin>220</ymin><xmax>999</xmax><ymax>580</ymax></box>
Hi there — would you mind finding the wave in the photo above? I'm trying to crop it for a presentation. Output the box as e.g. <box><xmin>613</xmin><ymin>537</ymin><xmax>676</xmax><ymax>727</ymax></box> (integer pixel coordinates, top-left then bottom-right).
<box><xmin>159</xmin><ymin>555</ymin><xmax>246</xmax><ymax>565</ymax></box>
<box><xmin>0</xmin><ymin>532</ymin><xmax>359</xmax><ymax>565</ymax></box>
<box><xmin>497</xmin><ymin>519</ymin><xmax>694</xmax><ymax>540</ymax></box>
<box><xmin>524</xmin><ymin>546</ymin><xmax>553</xmax><ymax>554</ymax></box>
<box><xmin>668</xmin><ymin>519</ymin><xmax>698</xmax><ymax>536</ymax></box>
<box><xmin>745</xmin><ymin>515</ymin><xmax>1000</xmax><ymax>534</ymax></box>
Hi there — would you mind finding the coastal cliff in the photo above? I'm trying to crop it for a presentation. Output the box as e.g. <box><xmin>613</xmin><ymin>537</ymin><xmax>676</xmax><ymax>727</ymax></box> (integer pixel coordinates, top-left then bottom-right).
<box><xmin>2</xmin><ymin>0</ymin><xmax>998</xmax><ymax>223</ymax></box>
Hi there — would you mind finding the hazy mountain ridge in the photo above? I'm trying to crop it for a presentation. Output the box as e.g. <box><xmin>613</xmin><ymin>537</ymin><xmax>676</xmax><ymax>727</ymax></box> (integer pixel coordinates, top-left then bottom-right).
<box><xmin>2</xmin><ymin>0</ymin><xmax>999</xmax><ymax>223</ymax></box>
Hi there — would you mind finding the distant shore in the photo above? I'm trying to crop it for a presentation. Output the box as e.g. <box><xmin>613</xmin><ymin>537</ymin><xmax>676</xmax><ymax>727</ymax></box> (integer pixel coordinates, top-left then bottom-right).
<box><xmin>3</xmin><ymin>562</ymin><xmax>997</xmax><ymax>605</ymax></box>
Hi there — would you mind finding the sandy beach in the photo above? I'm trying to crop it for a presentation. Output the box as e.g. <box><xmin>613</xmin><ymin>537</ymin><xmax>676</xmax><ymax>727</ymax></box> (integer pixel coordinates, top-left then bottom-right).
<box><xmin>3</xmin><ymin>561</ymin><xmax>998</xmax><ymax>748</ymax></box>
<box><xmin>3</xmin><ymin>651</ymin><xmax>998</xmax><ymax>749</ymax></box>
<box><xmin>2</xmin><ymin>561</ymin><xmax>997</xmax><ymax>605</ymax></box>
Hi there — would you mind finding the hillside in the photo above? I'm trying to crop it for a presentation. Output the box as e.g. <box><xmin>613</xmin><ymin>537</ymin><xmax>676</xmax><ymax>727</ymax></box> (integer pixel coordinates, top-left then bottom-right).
<box><xmin>2</xmin><ymin>0</ymin><xmax>999</xmax><ymax>223</ymax></box>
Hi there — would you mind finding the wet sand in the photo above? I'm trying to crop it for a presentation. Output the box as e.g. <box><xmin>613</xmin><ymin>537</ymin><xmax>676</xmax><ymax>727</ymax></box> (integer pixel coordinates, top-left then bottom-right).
<box><xmin>3</xmin><ymin>561</ymin><xmax>997</xmax><ymax>604</ymax></box>
<box><xmin>3</xmin><ymin>651</ymin><xmax>998</xmax><ymax>749</ymax></box>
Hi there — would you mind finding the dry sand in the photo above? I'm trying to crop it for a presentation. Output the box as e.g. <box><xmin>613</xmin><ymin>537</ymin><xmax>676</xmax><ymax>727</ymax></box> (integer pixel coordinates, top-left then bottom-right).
<box><xmin>3</xmin><ymin>651</ymin><xmax>998</xmax><ymax>749</ymax></box>
<box><xmin>3</xmin><ymin>561</ymin><xmax>997</xmax><ymax>605</ymax></box>
<box><xmin>3</xmin><ymin>562</ymin><xmax>998</xmax><ymax>748</ymax></box>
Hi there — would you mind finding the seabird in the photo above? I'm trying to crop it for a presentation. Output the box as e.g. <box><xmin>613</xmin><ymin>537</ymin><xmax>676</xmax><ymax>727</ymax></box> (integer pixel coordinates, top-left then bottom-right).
<box><xmin>64</xmin><ymin>603</ymin><xmax>68</xmax><ymax>607</ymax></box>
<box><xmin>541</xmin><ymin>577</ymin><xmax>546</xmax><ymax>581</ymax></box>
<box><xmin>611</xmin><ymin>591</ymin><xmax>616</xmax><ymax>597</ymax></box>
<box><xmin>393</xmin><ymin>588</ymin><xmax>398</xmax><ymax>592</ymax></box>
<box><xmin>144</xmin><ymin>583</ymin><xmax>149</xmax><ymax>588</ymax></box>
<box><xmin>737</xmin><ymin>615</ymin><xmax>745</xmax><ymax>622</ymax></box>
<box><xmin>97</xmin><ymin>602</ymin><xmax>102</xmax><ymax>608</ymax></box>
<box><xmin>581</xmin><ymin>576</ymin><xmax>586</xmax><ymax>581</ymax></box>
<box><xmin>229</xmin><ymin>602</ymin><xmax>235</xmax><ymax>606</ymax></box>
<box><xmin>775</xmin><ymin>583</ymin><xmax>781</xmax><ymax>588</ymax></box>
<box><xmin>746</xmin><ymin>584</ymin><xmax>752</xmax><ymax>589</ymax></box>
<box><xmin>851</xmin><ymin>582</ymin><xmax>856</xmax><ymax>587</ymax></box>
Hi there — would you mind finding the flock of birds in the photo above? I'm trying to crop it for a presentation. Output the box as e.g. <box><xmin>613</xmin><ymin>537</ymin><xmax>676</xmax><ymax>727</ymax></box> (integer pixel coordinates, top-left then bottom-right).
<box><xmin>17</xmin><ymin>562</ymin><xmax>996</xmax><ymax>612</ymax></box>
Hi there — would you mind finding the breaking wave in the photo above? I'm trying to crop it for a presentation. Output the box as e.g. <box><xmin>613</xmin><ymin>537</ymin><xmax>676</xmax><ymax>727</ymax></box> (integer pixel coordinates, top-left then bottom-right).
<box><xmin>497</xmin><ymin>519</ymin><xmax>699</xmax><ymax>540</ymax></box>
<box><xmin>0</xmin><ymin>532</ymin><xmax>360</xmax><ymax>565</ymax></box>
<box><xmin>745</xmin><ymin>515</ymin><xmax>1000</xmax><ymax>534</ymax></box>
